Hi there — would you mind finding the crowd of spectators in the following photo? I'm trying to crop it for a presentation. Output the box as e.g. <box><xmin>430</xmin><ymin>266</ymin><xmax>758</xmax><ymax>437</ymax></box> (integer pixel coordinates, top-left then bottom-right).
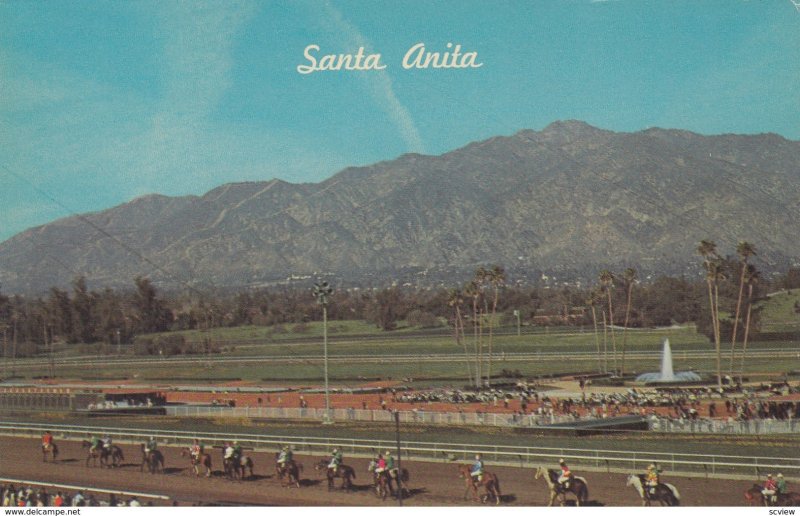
<box><xmin>1</xmin><ymin>484</ymin><xmax>154</xmax><ymax>507</ymax></box>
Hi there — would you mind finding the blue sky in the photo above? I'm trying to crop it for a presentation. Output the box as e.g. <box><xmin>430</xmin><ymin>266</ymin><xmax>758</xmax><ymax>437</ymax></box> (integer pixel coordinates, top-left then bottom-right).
<box><xmin>2</xmin><ymin>0</ymin><xmax>799</xmax><ymax>242</ymax></box>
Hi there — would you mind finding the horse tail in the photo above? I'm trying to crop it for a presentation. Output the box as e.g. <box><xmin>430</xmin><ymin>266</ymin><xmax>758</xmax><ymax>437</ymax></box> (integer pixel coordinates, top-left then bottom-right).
<box><xmin>350</xmin><ymin>466</ymin><xmax>356</xmax><ymax>479</ymax></box>
<box><xmin>664</xmin><ymin>483</ymin><xmax>681</xmax><ymax>504</ymax></box>
<box><xmin>493</xmin><ymin>474</ymin><xmax>502</xmax><ymax>496</ymax></box>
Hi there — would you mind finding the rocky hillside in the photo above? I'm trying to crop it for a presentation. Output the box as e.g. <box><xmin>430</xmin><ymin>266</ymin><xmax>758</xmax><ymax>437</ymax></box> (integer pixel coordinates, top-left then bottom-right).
<box><xmin>2</xmin><ymin>120</ymin><xmax>799</xmax><ymax>293</ymax></box>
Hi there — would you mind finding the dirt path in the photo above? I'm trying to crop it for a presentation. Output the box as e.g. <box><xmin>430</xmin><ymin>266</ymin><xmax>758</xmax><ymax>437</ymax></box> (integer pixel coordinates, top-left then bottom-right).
<box><xmin>0</xmin><ymin>436</ymin><xmax>759</xmax><ymax>506</ymax></box>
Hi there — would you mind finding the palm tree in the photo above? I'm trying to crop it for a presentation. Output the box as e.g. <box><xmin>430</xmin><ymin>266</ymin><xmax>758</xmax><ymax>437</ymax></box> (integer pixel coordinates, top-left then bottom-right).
<box><xmin>486</xmin><ymin>266</ymin><xmax>506</xmax><ymax>387</ymax></box>
<box><xmin>730</xmin><ymin>242</ymin><xmax>755</xmax><ymax>375</ymax></box>
<box><xmin>620</xmin><ymin>267</ymin><xmax>637</xmax><ymax>377</ymax></box>
<box><xmin>711</xmin><ymin>260</ymin><xmax>727</xmax><ymax>388</ymax></box>
<box><xmin>586</xmin><ymin>288</ymin><xmax>602</xmax><ymax>373</ymax></box>
<box><xmin>697</xmin><ymin>240</ymin><xmax>722</xmax><ymax>388</ymax></box>
<box><xmin>601</xmin><ymin>309</ymin><xmax>609</xmax><ymax>374</ymax></box>
<box><xmin>464</xmin><ymin>280</ymin><xmax>482</xmax><ymax>388</ymax></box>
<box><xmin>739</xmin><ymin>264</ymin><xmax>759</xmax><ymax>385</ymax></box>
<box><xmin>599</xmin><ymin>270</ymin><xmax>617</xmax><ymax>374</ymax></box>
<box><xmin>448</xmin><ymin>288</ymin><xmax>473</xmax><ymax>386</ymax></box>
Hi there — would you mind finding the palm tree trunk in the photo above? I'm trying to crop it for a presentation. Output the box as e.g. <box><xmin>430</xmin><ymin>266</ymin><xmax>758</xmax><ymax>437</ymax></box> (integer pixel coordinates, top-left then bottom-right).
<box><xmin>488</xmin><ymin>287</ymin><xmax>498</xmax><ymax>388</ymax></box>
<box><xmin>729</xmin><ymin>262</ymin><xmax>747</xmax><ymax>376</ymax></box>
<box><xmin>473</xmin><ymin>298</ymin><xmax>480</xmax><ymax>388</ymax></box>
<box><xmin>602</xmin><ymin>310</ymin><xmax>608</xmax><ymax>374</ymax></box>
<box><xmin>713</xmin><ymin>282</ymin><xmax>722</xmax><ymax>388</ymax></box>
<box><xmin>607</xmin><ymin>290</ymin><xmax>617</xmax><ymax>375</ymax></box>
<box><xmin>455</xmin><ymin>305</ymin><xmax>472</xmax><ymax>386</ymax></box>
<box><xmin>739</xmin><ymin>284</ymin><xmax>754</xmax><ymax>385</ymax></box>
<box><xmin>621</xmin><ymin>284</ymin><xmax>633</xmax><ymax>377</ymax></box>
<box><xmin>591</xmin><ymin>306</ymin><xmax>601</xmax><ymax>373</ymax></box>
<box><xmin>706</xmin><ymin>279</ymin><xmax>721</xmax><ymax>388</ymax></box>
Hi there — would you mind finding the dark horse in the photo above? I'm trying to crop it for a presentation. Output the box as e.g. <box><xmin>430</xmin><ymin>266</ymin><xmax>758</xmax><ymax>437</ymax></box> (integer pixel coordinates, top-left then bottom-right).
<box><xmin>458</xmin><ymin>464</ymin><xmax>501</xmax><ymax>505</ymax></box>
<box><xmin>627</xmin><ymin>474</ymin><xmax>680</xmax><ymax>507</ymax></box>
<box><xmin>82</xmin><ymin>441</ymin><xmax>123</xmax><ymax>468</ymax></box>
<box><xmin>181</xmin><ymin>448</ymin><xmax>212</xmax><ymax>478</ymax></box>
<box><xmin>368</xmin><ymin>460</ymin><xmax>410</xmax><ymax>500</ymax></box>
<box><xmin>535</xmin><ymin>466</ymin><xmax>589</xmax><ymax>506</ymax></box>
<box><xmin>275</xmin><ymin>455</ymin><xmax>303</xmax><ymax>488</ymax></box>
<box><xmin>745</xmin><ymin>484</ymin><xmax>800</xmax><ymax>507</ymax></box>
<box><xmin>41</xmin><ymin>442</ymin><xmax>59</xmax><ymax>463</ymax></box>
<box><xmin>315</xmin><ymin>460</ymin><xmax>355</xmax><ymax>491</ymax></box>
<box><xmin>140</xmin><ymin>444</ymin><xmax>165</xmax><ymax>474</ymax></box>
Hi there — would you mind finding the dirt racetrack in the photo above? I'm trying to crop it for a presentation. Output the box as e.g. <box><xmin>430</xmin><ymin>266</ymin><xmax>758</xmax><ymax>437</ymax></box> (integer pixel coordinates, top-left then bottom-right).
<box><xmin>0</xmin><ymin>436</ymin><xmax>762</xmax><ymax>506</ymax></box>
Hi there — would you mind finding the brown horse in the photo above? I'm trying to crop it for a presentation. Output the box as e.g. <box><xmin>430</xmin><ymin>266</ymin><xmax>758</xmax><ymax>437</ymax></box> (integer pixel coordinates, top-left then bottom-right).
<box><xmin>315</xmin><ymin>460</ymin><xmax>355</xmax><ymax>491</ymax></box>
<box><xmin>626</xmin><ymin>474</ymin><xmax>678</xmax><ymax>507</ymax></box>
<box><xmin>41</xmin><ymin>442</ymin><xmax>59</xmax><ymax>463</ymax></box>
<box><xmin>182</xmin><ymin>449</ymin><xmax>212</xmax><ymax>477</ymax></box>
<box><xmin>458</xmin><ymin>464</ymin><xmax>501</xmax><ymax>505</ymax></box>
<box><xmin>745</xmin><ymin>485</ymin><xmax>800</xmax><ymax>507</ymax></box>
<box><xmin>275</xmin><ymin>456</ymin><xmax>303</xmax><ymax>488</ymax></box>
<box><xmin>140</xmin><ymin>444</ymin><xmax>165</xmax><ymax>474</ymax></box>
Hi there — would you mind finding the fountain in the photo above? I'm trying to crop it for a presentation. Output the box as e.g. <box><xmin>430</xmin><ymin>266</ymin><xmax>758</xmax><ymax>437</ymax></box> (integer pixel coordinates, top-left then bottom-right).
<box><xmin>635</xmin><ymin>339</ymin><xmax>701</xmax><ymax>383</ymax></box>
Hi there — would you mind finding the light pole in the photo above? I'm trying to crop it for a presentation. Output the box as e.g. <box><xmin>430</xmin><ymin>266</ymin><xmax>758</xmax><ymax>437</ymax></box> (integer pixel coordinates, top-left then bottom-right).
<box><xmin>513</xmin><ymin>310</ymin><xmax>520</xmax><ymax>336</ymax></box>
<box><xmin>313</xmin><ymin>281</ymin><xmax>334</xmax><ymax>424</ymax></box>
<box><xmin>116</xmin><ymin>329</ymin><xmax>121</xmax><ymax>355</ymax></box>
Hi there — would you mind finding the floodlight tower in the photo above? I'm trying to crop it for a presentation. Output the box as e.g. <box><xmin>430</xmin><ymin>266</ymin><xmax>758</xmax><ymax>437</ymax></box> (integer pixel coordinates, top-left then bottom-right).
<box><xmin>313</xmin><ymin>280</ymin><xmax>334</xmax><ymax>424</ymax></box>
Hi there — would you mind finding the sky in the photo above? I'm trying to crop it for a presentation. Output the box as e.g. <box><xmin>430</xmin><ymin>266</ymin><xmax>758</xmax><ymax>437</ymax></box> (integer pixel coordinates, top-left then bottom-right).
<box><xmin>1</xmin><ymin>0</ymin><xmax>799</xmax><ymax>242</ymax></box>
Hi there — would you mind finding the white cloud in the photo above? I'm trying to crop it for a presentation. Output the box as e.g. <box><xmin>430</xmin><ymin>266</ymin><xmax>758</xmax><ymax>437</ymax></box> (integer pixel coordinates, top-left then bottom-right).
<box><xmin>319</xmin><ymin>2</ymin><xmax>425</xmax><ymax>154</ymax></box>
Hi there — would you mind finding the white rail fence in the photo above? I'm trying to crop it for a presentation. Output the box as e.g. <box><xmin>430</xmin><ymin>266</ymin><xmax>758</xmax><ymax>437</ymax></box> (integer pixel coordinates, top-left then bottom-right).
<box><xmin>1</xmin><ymin>421</ymin><xmax>798</xmax><ymax>480</ymax></box>
<box><xmin>161</xmin><ymin>405</ymin><xmax>800</xmax><ymax>435</ymax></box>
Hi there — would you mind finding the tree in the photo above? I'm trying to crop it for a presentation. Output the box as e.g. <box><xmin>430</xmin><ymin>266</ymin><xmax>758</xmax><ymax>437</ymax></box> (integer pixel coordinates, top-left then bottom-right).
<box><xmin>620</xmin><ymin>267</ymin><xmax>637</xmax><ymax>376</ymax></box>
<box><xmin>71</xmin><ymin>276</ymin><xmax>96</xmax><ymax>344</ymax></box>
<box><xmin>599</xmin><ymin>270</ymin><xmax>617</xmax><ymax>374</ymax></box>
<box><xmin>739</xmin><ymin>264</ymin><xmax>760</xmax><ymax>384</ymax></box>
<box><xmin>464</xmin><ymin>280</ymin><xmax>482</xmax><ymax>387</ymax></box>
<box><xmin>448</xmin><ymin>288</ymin><xmax>473</xmax><ymax>385</ymax></box>
<box><xmin>486</xmin><ymin>265</ymin><xmax>505</xmax><ymax>387</ymax></box>
<box><xmin>729</xmin><ymin>242</ymin><xmax>755</xmax><ymax>375</ymax></box>
<box><xmin>586</xmin><ymin>288</ymin><xmax>603</xmax><ymax>373</ymax></box>
<box><xmin>698</xmin><ymin>240</ymin><xmax>723</xmax><ymax>388</ymax></box>
<box><xmin>132</xmin><ymin>277</ymin><xmax>172</xmax><ymax>334</ymax></box>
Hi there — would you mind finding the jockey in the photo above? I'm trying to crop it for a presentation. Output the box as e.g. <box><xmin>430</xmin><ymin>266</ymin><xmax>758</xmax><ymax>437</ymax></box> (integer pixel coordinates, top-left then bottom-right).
<box><xmin>102</xmin><ymin>434</ymin><xmax>112</xmax><ymax>449</ymax></box>
<box><xmin>145</xmin><ymin>436</ymin><xmax>157</xmax><ymax>456</ymax></box>
<box><xmin>777</xmin><ymin>473</ymin><xmax>788</xmax><ymax>495</ymax></box>
<box><xmin>89</xmin><ymin>435</ymin><xmax>101</xmax><ymax>453</ymax></box>
<box><xmin>42</xmin><ymin>431</ymin><xmax>53</xmax><ymax>450</ymax></box>
<box><xmin>232</xmin><ymin>441</ymin><xmax>243</xmax><ymax>460</ymax></box>
<box><xmin>762</xmin><ymin>474</ymin><xmax>778</xmax><ymax>503</ymax></box>
<box><xmin>558</xmin><ymin>459</ymin><xmax>572</xmax><ymax>488</ymax></box>
<box><xmin>224</xmin><ymin>442</ymin><xmax>235</xmax><ymax>461</ymax></box>
<box><xmin>470</xmin><ymin>454</ymin><xmax>484</xmax><ymax>483</ymax></box>
<box><xmin>645</xmin><ymin>464</ymin><xmax>660</xmax><ymax>494</ymax></box>
<box><xmin>328</xmin><ymin>448</ymin><xmax>343</xmax><ymax>472</ymax></box>
<box><xmin>385</xmin><ymin>450</ymin><xmax>398</xmax><ymax>479</ymax></box>
<box><xmin>374</xmin><ymin>454</ymin><xmax>387</xmax><ymax>475</ymax></box>
<box><xmin>277</xmin><ymin>445</ymin><xmax>292</xmax><ymax>469</ymax></box>
<box><xmin>191</xmin><ymin>439</ymin><xmax>203</xmax><ymax>460</ymax></box>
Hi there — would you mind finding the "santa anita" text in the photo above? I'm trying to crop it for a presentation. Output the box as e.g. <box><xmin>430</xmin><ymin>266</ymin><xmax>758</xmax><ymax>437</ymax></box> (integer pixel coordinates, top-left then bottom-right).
<box><xmin>296</xmin><ymin>42</ymin><xmax>483</xmax><ymax>74</ymax></box>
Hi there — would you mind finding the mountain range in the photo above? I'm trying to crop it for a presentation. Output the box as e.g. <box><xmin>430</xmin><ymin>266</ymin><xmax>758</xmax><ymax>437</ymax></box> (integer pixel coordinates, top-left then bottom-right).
<box><xmin>2</xmin><ymin>120</ymin><xmax>799</xmax><ymax>294</ymax></box>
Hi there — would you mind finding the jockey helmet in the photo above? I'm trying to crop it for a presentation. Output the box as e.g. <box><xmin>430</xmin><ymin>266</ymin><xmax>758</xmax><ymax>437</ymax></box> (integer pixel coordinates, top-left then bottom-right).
<box><xmin>233</xmin><ymin>441</ymin><xmax>238</xmax><ymax>445</ymax></box>
<box><xmin>475</xmin><ymin>454</ymin><xmax>481</xmax><ymax>460</ymax></box>
<box><xmin>559</xmin><ymin>458</ymin><xmax>565</xmax><ymax>464</ymax></box>
<box><xmin>385</xmin><ymin>450</ymin><xmax>391</xmax><ymax>456</ymax></box>
<box><xmin>333</xmin><ymin>448</ymin><xmax>338</xmax><ymax>453</ymax></box>
<box><xmin>778</xmin><ymin>473</ymin><xmax>784</xmax><ymax>478</ymax></box>
<box><xmin>647</xmin><ymin>464</ymin><xmax>655</xmax><ymax>470</ymax></box>
<box><xmin>768</xmin><ymin>474</ymin><xmax>773</xmax><ymax>478</ymax></box>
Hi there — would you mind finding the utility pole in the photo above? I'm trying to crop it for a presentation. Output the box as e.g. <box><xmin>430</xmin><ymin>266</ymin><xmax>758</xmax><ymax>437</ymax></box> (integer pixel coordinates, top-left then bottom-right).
<box><xmin>394</xmin><ymin>410</ymin><xmax>403</xmax><ymax>506</ymax></box>
<box><xmin>313</xmin><ymin>281</ymin><xmax>334</xmax><ymax>424</ymax></box>
<box><xmin>116</xmin><ymin>328</ymin><xmax>121</xmax><ymax>355</ymax></box>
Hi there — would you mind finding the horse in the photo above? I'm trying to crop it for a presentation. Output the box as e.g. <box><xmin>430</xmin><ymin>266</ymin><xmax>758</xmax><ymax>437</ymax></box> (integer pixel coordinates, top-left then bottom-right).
<box><xmin>275</xmin><ymin>454</ymin><xmax>303</xmax><ymax>488</ymax></box>
<box><xmin>82</xmin><ymin>440</ymin><xmax>102</xmax><ymax>467</ymax></box>
<box><xmin>626</xmin><ymin>474</ymin><xmax>680</xmax><ymax>507</ymax></box>
<box><xmin>41</xmin><ymin>442</ymin><xmax>59</xmax><ymax>463</ymax></box>
<box><xmin>458</xmin><ymin>464</ymin><xmax>501</xmax><ymax>505</ymax></box>
<box><xmin>368</xmin><ymin>460</ymin><xmax>392</xmax><ymax>500</ymax></box>
<box><xmin>101</xmin><ymin>445</ymin><xmax>125</xmax><ymax>468</ymax></box>
<box><xmin>534</xmin><ymin>466</ymin><xmax>589</xmax><ymax>507</ymax></box>
<box><xmin>745</xmin><ymin>484</ymin><xmax>800</xmax><ymax>507</ymax></box>
<box><xmin>315</xmin><ymin>460</ymin><xmax>355</xmax><ymax>491</ymax></box>
<box><xmin>140</xmin><ymin>444</ymin><xmax>164</xmax><ymax>474</ymax></box>
<box><xmin>236</xmin><ymin>455</ymin><xmax>255</xmax><ymax>480</ymax></box>
<box><xmin>181</xmin><ymin>449</ymin><xmax>212</xmax><ymax>478</ymax></box>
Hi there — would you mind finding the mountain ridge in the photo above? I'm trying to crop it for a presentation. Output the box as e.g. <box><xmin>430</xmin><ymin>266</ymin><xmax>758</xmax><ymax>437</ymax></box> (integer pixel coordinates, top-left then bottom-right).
<box><xmin>2</xmin><ymin>121</ymin><xmax>799</xmax><ymax>294</ymax></box>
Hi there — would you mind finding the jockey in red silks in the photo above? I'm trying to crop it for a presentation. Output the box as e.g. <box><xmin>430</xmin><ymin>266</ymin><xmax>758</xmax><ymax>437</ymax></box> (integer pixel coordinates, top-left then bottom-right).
<box><xmin>763</xmin><ymin>474</ymin><xmax>778</xmax><ymax>504</ymax></box>
<box><xmin>558</xmin><ymin>458</ymin><xmax>572</xmax><ymax>488</ymax></box>
<box><xmin>42</xmin><ymin>431</ymin><xmax>54</xmax><ymax>450</ymax></box>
